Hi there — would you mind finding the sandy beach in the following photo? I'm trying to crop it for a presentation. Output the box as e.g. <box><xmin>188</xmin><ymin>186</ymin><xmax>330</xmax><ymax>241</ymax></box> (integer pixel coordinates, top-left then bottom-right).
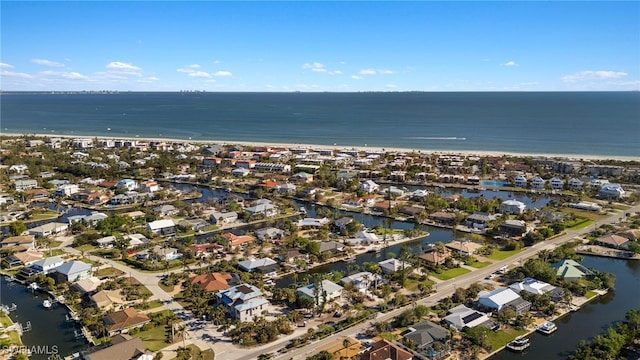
<box><xmin>3</xmin><ymin>132</ymin><xmax>638</xmax><ymax>162</ymax></box>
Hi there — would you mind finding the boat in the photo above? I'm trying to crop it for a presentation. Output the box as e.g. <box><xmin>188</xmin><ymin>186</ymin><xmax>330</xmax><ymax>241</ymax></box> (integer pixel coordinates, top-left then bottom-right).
<box><xmin>42</xmin><ymin>299</ymin><xmax>52</xmax><ymax>309</ymax></box>
<box><xmin>569</xmin><ymin>305</ymin><xmax>580</xmax><ymax>312</ymax></box>
<box><xmin>506</xmin><ymin>335</ymin><xmax>530</xmax><ymax>351</ymax></box>
<box><xmin>28</xmin><ymin>282</ymin><xmax>39</xmax><ymax>291</ymax></box>
<box><xmin>536</xmin><ymin>321</ymin><xmax>557</xmax><ymax>335</ymax></box>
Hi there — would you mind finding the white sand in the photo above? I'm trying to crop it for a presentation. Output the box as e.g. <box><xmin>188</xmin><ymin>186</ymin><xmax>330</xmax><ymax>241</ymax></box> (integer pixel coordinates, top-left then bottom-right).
<box><xmin>2</xmin><ymin>132</ymin><xmax>638</xmax><ymax>162</ymax></box>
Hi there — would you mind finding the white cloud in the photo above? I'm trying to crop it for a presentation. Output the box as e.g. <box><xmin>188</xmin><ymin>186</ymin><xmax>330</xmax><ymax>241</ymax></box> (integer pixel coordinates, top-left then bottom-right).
<box><xmin>328</xmin><ymin>70</ymin><xmax>342</xmax><ymax>75</ymax></box>
<box><xmin>0</xmin><ymin>62</ymin><xmax>15</xmax><ymax>69</ymax></box>
<box><xmin>1</xmin><ymin>70</ymin><xmax>33</xmax><ymax>78</ymax></box>
<box><xmin>214</xmin><ymin>60</ymin><xmax>221</xmax><ymax>64</ymax></box>
<box><xmin>39</xmin><ymin>70</ymin><xmax>88</xmax><ymax>80</ymax></box>
<box><xmin>385</xmin><ymin>84</ymin><xmax>398</xmax><ymax>89</ymax></box>
<box><xmin>562</xmin><ymin>70</ymin><xmax>628</xmax><ymax>82</ymax></box>
<box><xmin>106</xmin><ymin>61</ymin><xmax>143</xmax><ymax>77</ymax></box>
<box><xmin>358</xmin><ymin>68</ymin><xmax>394</xmax><ymax>75</ymax></box>
<box><xmin>213</xmin><ymin>71</ymin><xmax>232</xmax><ymax>77</ymax></box>
<box><xmin>351</xmin><ymin>75</ymin><xmax>363</xmax><ymax>80</ymax></box>
<box><xmin>500</xmin><ymin>61</ymin><xmax>519</xmax><ymax>67</ymax></box>
<box><xmin>519</xmin><ymin>81</ymin><xmax>539</xmax><ymax>86</ymax></box>
<box><xmin>188</xmin><ymin>71</ymin><xmax>212</xmax><ymax>78</ymax></box>
<box><xmin>31</xmin><ymin>58</ymin><xmax>65</xmax><ymax>67</ymax></box>
<box><xmin>303</xmin><ymin>62</ymin><xmax>326</xmax><ymax>72</ymax></box>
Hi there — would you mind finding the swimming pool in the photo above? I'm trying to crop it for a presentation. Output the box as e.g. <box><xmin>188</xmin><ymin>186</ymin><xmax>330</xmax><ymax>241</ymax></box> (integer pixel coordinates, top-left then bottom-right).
<box><xmin>481</xmin><ymin>180</ymin><xmax>510</xmax><ymax>187</ymax></box>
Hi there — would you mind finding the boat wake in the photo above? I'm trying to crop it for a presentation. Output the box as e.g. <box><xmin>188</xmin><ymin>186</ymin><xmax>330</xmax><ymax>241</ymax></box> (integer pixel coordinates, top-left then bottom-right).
<box><xmin>406</xmin><ymin>136</ymin><xmax>467</xmax><ymax>140</ymax></box>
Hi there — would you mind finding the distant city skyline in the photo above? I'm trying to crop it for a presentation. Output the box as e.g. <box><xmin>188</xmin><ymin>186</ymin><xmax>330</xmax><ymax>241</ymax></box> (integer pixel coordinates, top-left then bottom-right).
<box><xmin>1</xmin><ymin>1</ymin><xmax>638</xmax><ymax>92</ymax></box>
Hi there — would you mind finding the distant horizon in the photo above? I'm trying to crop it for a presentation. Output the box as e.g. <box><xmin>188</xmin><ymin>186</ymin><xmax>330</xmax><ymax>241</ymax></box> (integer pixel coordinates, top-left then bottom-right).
<box><xmin>1</xmin><ymin>2</ymin><xmax>638</xmax><ymax>92</ymax></box>
<box><xmin>2</xmin><ymin>90</ymin><xmax>639</xmax><ymax>94</ymax></box>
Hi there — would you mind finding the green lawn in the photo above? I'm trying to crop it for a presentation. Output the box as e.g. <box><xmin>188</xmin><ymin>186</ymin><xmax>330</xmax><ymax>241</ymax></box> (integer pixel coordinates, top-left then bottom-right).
<box><xmin>135</xmin><ymin>300</ymin><xmax>164</xmax><ymax>311</ymax></box>
<box><xmin>467</xmin><ymin>260</ymin><xmax>492</xmax><ymax>269</ymax></box>
<box><xmin>135</xmin><ymin>325</ymin><xmax>169</xmax><ymax>351</ymax></box>
<box><xmin>486</xmin><ymin>328</ymin><xmax>528</xmax><ymax>351</ymax></box>
<box><xmin>0</xmin><ymin>313</ymin><xmax>14</xmax><ymax>327</ymax></box>
<box><xmin>404</xmin><ymin>278</ymin><xmax>435</xmax><ymax>292</ymax></box>
<box><xmin>431</xmin><ymin>267</ymin><xmax>471</xmax><ymax>281</ymax></box>
<box><xmin>94</xmin><ymin>266</ymin><xmax>125</xmax><ymax>278</ymax></box>
<box><xmin>49</xmin><ymin>240</ymin><xmax>62</xmax><ymax>248</ymax></box>
<box><xmin>488</xmin><ymin>249</ymin><xmax>523</xmax><ymax>261</ymax></box>
<box><xmin>75</xmin><ymin>244</ymin><xmax>96</xmax><ymax>252</ymax></box>
<box><xmin>29</xmin><ymin>210</ymin><xmax>59</xmax><ymax>220</ymax></box>
<box><xmin>586</xmin><ymin>290</ymin><xmax>598</xmax><ymax>299</ymax></box>
<box><xmin>566</xmin><ymin>219</ymin><xmax>594</xmax><ymax>230</ymax></box>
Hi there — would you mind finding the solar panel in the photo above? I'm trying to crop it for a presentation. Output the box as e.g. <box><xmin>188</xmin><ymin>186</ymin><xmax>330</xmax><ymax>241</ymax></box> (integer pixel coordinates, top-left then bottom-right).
<box><xmin>462</xmin><ymin>312</ymin><xmax>483</xmax><ymax>323</ymax></box>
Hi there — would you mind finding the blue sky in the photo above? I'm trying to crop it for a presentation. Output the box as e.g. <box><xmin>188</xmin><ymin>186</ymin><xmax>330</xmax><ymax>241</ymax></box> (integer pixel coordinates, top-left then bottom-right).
<box><xmin>1</xmin><ymin>1</ymin><xmax>639</xmax><ymax>91</ymax></box>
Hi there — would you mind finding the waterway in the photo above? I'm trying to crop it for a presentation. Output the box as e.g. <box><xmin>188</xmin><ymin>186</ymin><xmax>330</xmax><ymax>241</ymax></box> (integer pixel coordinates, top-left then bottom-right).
<box><xmin>491</xmin><ymin>255</ymin><xmax>640</xmax><ymax>360</ymax></box>
<box><xmin>0</xmin><ymin>277</ymin><xmax>89</xmax><ymax>359</ymax></box>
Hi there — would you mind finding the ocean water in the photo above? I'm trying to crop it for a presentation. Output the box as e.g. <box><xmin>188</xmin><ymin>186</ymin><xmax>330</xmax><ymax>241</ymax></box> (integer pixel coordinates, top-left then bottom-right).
<box><xmin>1</xmin><ymin>92</ymin><xmax>638</xmax><ymax>157</ymax></box>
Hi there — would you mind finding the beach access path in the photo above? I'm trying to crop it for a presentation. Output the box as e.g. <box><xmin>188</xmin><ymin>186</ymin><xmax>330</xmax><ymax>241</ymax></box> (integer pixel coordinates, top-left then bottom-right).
<box><xmin>55</xmin><ymin>202</ymin><xmax>639</xmax><ymax>360</ymax></box>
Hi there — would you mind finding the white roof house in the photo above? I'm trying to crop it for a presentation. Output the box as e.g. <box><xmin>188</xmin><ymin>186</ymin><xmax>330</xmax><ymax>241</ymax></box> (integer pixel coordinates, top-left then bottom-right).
<box><xmin>499</xmin><ymin>200</ymin><xmax>526</xmax><ymax>215</ymax></box>
<box><xmin>297</xmin><ymin>217</ymin><xmax>330</xmax><ymax>228</ymax></box>
<box><xmin>359</xmin><ymin>180</ymin><xmax>380</xmax><ymax>193</ymax></box>
<box><xmin>514</xmin><ymin>175</ymin><xmax>527</xmax><ymax>188</ymax></box>
<box><xmin>146</xmin><ymin>219</ymin><xmax>175</xmax><ymax>234</ymax></box>
<box><xmin>443</xmin><ymin>305</ymin><xmax>492</xmax><ymax>331</ymax></box>
<box><xmin>28</xmin><ymin>222</ymin><xmax>69</xmax><ymax>237</ymax></box>
<box><xmin>297</xmin><ymin>280</ymin><xmax>343</xmax><ymax>304</ymax></box>
<box><xmin>378</xmin><ymin>258</ymin><xmax>412</xmax><ymax>274</ymax></box>
<box><xmin>509</xmin><ymin>277</ymin><xmax>558</xmax><ymax>296</ymax></box>
<box><xmin>531</xmin><ymin>176</ymin><xmax>546</xmax><ymax>190</ymax></box>
<box><xmin>599</xmin><ymin>183</ymin><xmax>625</xmax><ymax>199</ymax></box>
<box><xmin>478</xmin><ymin>288</ymin><xmax>530</xmax><ymax>313</ymax></box>
<box><xmin>549</xmin><ymin>177</ymin><xmax>565</xmax><ymax>190</ymax></box>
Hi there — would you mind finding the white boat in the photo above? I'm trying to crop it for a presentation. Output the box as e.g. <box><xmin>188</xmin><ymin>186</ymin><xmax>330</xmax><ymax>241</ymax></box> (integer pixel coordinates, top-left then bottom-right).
<box><xmin>42</xmin><ymin>299</ymin><xmax>52</xmax><ymax>309</ymax></box>
<box><xmin>569</xmin><ymin>305</ymin><xmax>580</xmax><ymax>312</ymax></box>
<box><xmin>28</xmin><ymin>282</ymin><xmax>39</xmax><ymax>291</ymax></box>
<box><xmin>536</xmin><ymin>321</ymin><xmax>557</xmax><ymax>335</ymax></box>
<box><xmin>506</xmin><ymin>335</ymin><xmax>530</xmax><ymax>351</ymax></box>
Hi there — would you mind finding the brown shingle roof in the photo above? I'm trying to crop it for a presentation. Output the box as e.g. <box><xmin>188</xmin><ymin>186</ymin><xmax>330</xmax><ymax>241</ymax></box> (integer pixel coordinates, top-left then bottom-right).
<box><xmin>84</xmin><ymin>337</ymin><xmax>146</xmax><ymax>360</ymax></box>
<box><xmin>190</xmin><ymin>272</ymin><xmax>233</xmax><ymax>292</ymax></box>
<box><xmin>104</xmin><ymin>308</ymin><xmax>150</xmax><ymax>333</ymax></box>
<box><xmin>361</xmin><ymin>340</ymin><xmax>413</xmax><ymax>360</ymax></box>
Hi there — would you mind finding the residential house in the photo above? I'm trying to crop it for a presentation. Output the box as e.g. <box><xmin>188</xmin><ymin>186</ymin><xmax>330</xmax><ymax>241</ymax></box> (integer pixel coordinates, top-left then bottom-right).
<box><xmin>28</xmin><ymin>222</ymin><xmax>69</xmax><ymax>237</ymax></box>
<box><xmin>332</xmin><ymin>217</ymin><xmax>355</xmax><ymax>235</ymax></box>
<box><xmin>91</xmin><ymin>289</ymin><xmax>126</xmax><ymax>311</ymax></box>
<box><xmin>297</xmin><ymin>280</ymin><xmax>343</xmax><ymax>304</ymax></box>
<box><xmin>0</xmin><ymin>235</ymin><xmax>36</xmax><ymax>251</ymax></box>
<box><xmin>254</xmin><ymin>227</ymin><xmax>285</xmax><ymax>242</ymax></box>
<box><xmin>231</xmin><ymin>168</ymin><xmax>251</xmax><ymax>177</ymax></box>
<box><xmin>244</xmin><ymin>201</ymin><xmax>278</xmax><ymax>217</ymax></box>
<box><xmin>429</xmin><ymin>212</ymin><xmax>457</xmax><ymax>225</ymax></box>
<box><xmin>22</xmin><ymin>256</ymin><xmax>65</xmax><ymax>276</ymax></box>
<box><xmin>340</xmin><ymin>271</ymin><xmax>379</xmax><ymax>293</ymax></box>
<box><xmin>297</xmin><ymin>217</ymin><xmax>330</xmax><ymax>228</ymax></box>
<box><xmin>3</xmin><ymin>251</ymin><xmax>43</xmax><ymax>268</ymax></box>
<box><xmin>596</xmin><ymin>234</ymin><xmax>630</xmax><ymax>250</ymax></box>
<box><xmin>55</xmin><ymin>184</ymin><xmax>80</xmax><ymax>197</ymax></box>
<box><xmin>50</xmin><ymin>260</ymin><xmax>93</xmax><ymax>283</ymax></box>
<box><xmin>419</xmin><ymin>248</ymin><xmax>452</xmax><ymax>266</ymax></box>
<box><xmin>82</xmin><ymin>335</ymin><xmax>147</xmax><ymax>360</ymax></box>
<box><xmin>14</xmin><ymin>179</ymin><xmax>38</xmax><ymax>191</ymax></box>
<box><xmin>291</xmin><ymin>172</ymin><xmax>314</xmax><ymax>183</ymax></box>
<box><xmin>569</xmin><ymin>201</ymin><xmax>602</xmax><ymax>212</ymax></box>
<box><xmin>103</xmin><ymin>308</ymin><xmax>151</xmax><ymax>336</ymax></box>
<box><xmin>445</xmin><ymin>240</ymin><xmax>482</xmax><ymax>256</ymax></box>
<box><xmin>403</xmin><ymin>321</ymin><xmax>449</xmax><ymax>351</ymax></box>
<box><xmin>359</xmin><ymin>180</ymin><xmax>380</xmax><ymax>193</ymax></box>
<box><xmin>116</xmin><ymin>179</ymin><xmax>137</xmax><ymax>191</ymax></box>
<box><xmin>146</xmin><ymin>219</ymin><xmax>175</xmax><ymax>235</ymax></box>
<box><xmin>618</xmin><ymin>229</ymin><xmax>640</xmax><ymax>241</ymax></box>
<box><xmin>477</xmin><ymin>288</ymin><xmax>531</xmax><ymax>315</ymax></box>
<box><xmin>599</xmin><ymin>183</ymin><xmax>625</xmax><ymax>199</ymax></box>
<box><xmin>509</xmin><ymin>277</ymin><xmax>565</xmax><ymax>301</ymax></box>
<box><xmin>318</xmin><ymin>240</ymin><xmax>345</xmax><ymax>255</ymax></box>
<box><xmin>153</xmin><ymin>204</ymin><xmax>177</xmax><ymax>217</ymax></box>
<box><xmin>216</xmin><ymin>284</ymin><xmax>270</xmax><ymax>322</ymax></box>
<box><xmin>499</xmin><ymin>200</ymin><xmax>526</xmax><ymax>215</ymax></box>
<box><xmin>568</xmin><ymin>178</ymin><xmax>584</xmax><ymax>191</ymax></box>
<box><xmin>222</xmin><ymin>233</ymin><xmax>256</xmax><ymax>248</ymax></box>
<box><xmin>465</xmin><ymin>213</ymin><xmax>496</xmax><ymax>230</ymax></box>
<box><xmin>513</xmin><ymin>175</ymin><xmax>527</xmax><ymax>188</ymax></box>
<box><xmin>238</xmin><ymin>258</ymin><xmax>279</xmax><ymax>275</ymax></box>
<box><xmin>189</xmin><ymin>272</ymin><xmax>240</xmax><ymax>292</ymax></box>
<box><xmin>500</xmin><ymin>220</ymin><xmax>527</xmax><ymax>237</ymax></box>
<box><xmin>443</xmin><ymin>304</ymin><xmax>495</xmax><ymax>331</ymax></box>
<box><xmin>531</xmin><ymin>176</ymin><xmax>546</xmax><ymax>190</ymax></box>
<box><xmin>73</xmin><ymin>277</ymin><xmax>103</xmax><ymax>295</ymax></box>
<box><xmin>134</xmin><ymin>246</ymin><xmax>180</xmax><ymax>261</ymax></box>
<box><xmin>210</xmin><ymin>211</ymin><xmax>239</xmax><ymax>225</ymax></box>
<box><xmin>123</xmin><ymin>234</ymin><xmax>149</xmax><ymax>248</ymax></box>
<box><xmin>359</xmin><ymin>339</ymin><xmax>413</xmax><ymax>360</ymax></box>
<box><xmin>378</xmin><ymin>258</ymin><xmax>412</xmax><ymax>274</ymax></box>
<box><xmin>551</xmin><ymin>259</ymin><xmax>595</xmax><ymax>282</ymax></box>
<box><xmin>549</xmin><ymin>177</ymin><xmax>565</xmax><ymax>190</ymax></box>
<box><xmin>275</xmin><ymin>183</ymin><xmax>297</xmax><ymax>194</ymax></box>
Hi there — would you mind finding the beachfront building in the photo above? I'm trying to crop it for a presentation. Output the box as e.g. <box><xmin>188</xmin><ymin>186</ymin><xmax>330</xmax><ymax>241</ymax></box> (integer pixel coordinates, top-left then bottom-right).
<box><xmin>22</xmin><ymin>256</ymin><xmax>65</xmax><ymax>276</ymax></box>
<box><xmin>514</xmin><ymin>175</ymin><xmax>527</xmax><ymax>188</ymax></box>
<box><xmin>499</xmin><ymin>200</ymin><xmax>526</xmax><ymax>215</ymax></box>
<box><xmin>599</xmin><ymin>183</ymin><xmax>625</xmax><ymax>199</ymax></box>
<box><xmin>568</xmin><ymin>178</ymin><xmax>584</xmax><ymax>191</ymax></box>
<box><xmin>549</xmin><ymin>177</ymin><xmax>565</xmax><ymax>190</ymax></box>
<box><xmin>531</xmin><ymin>176</ymin><xmax>546</xmax><ymax>190</ymax></box>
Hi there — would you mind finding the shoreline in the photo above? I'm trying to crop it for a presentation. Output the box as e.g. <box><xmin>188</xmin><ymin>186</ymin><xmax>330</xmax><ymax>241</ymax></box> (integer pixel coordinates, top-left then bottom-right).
<box><xmin>2</xmin><ymin>132</ymin><xmax>639</xmax><ymax>162</ymax></box>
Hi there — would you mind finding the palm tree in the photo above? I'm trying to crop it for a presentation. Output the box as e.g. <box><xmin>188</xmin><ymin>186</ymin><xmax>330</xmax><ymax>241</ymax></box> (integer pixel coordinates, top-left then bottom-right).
<box><xmin>342</xmin><ymin>337</ymin><xmax>352</xmax><ymax>353</ymax></box>
<box><xmin>176</xmin><ymin>324</ymin><xmax>189</xmax><ymax>348</ymax></box>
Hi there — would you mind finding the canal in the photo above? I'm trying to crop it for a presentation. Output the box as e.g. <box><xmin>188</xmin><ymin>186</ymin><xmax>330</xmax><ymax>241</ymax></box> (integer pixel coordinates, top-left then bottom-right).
<box><xmin>491</xmin><ymin>255</ymin><xmax>640</xmax><ymax>360</ymax></box>
<box><xmin>0</xmin><ymin>277</ymin><xmax>88</xmax><ymax>359</ymax></box>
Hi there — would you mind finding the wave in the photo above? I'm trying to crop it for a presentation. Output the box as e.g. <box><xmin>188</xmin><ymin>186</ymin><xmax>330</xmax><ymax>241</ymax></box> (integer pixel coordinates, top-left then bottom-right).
<box><xmin>405</xmin><ymin>136</ymin><xmax>467</xmax><ymax>140</ymax></box>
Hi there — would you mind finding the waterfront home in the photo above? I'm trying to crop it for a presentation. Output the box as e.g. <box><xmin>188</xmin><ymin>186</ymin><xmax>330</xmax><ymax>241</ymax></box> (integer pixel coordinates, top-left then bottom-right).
<box><xmin>103</xmin><ymin>308</ymin><xmax>151</xmax><ymax>336</ymax></box>
<box><xmin>244</xmin><ymin>201</ymin><xmax>279</xmax><ymax>217</ymax></box>
<box><xmin>178</xmin><ymin>217</ymin><xmax>209</xmax><ymax>231</ymax></box>
<box><xmin>67</xmin><ymin>212</ymin><xmax>109</xmax><ymax>227</ymax></box>
<box><xmin>254</xmin><ymin>227</ymin><xmax>285</xmax><ymax>242</ymax></box>
<box><xmin>28</xmin><ymin>222</ymin><xmax>69</xmax><ymax>238</ymax></box>
<box><xmin>464</xmin><ymin>212</ymin><xmax>497</xmax><ymax>230</ymax></box>
<box><xmin>340</xmin><ymin>271</ymin><xmax>379</xmax><ymax>292</ymax></box>
<box><xmin>359</xmin><ymin>339</ymin><xmax>413</xmax><ymax>360</ymax></box>
<box><xmin>500</xmin><ymin>220</ymin><xmax>528</xmax><ymax>237</ymax></box>
<box><xmin>116</xmin><ymin>179</ymin><xmax>137</xmax><ymax>191</ymax></box>
<box><xmin>443</xmin><ymin>304</ymin><xmax>495</xmax><ymax>331</ymax></box>
<box><xmin>400</xmin><ymin>205</ymin><xmax>426</xmax><ymax>217</ymax></box>
<box><xmin>21</xmin><ymin>256</ymin><xmax>65</xmax><ymax>276</ymax></box>
<box><xmin>499</xmin><ymin>200</ymin><xmax>526</xmax><ymax>215</ymax></box>
<box><xmin>549</xmin><ymin>177</ymin><xmax>565</xmax><ymax>190</ymax></box>
<box><xmin>568</xmin><ymin>178</ymin><xmax>584</xmax><ymax>190</ymax></box>
<box><xmin>319</xmin><ymin>240</ymin><xmax>345</xmax><ymax>255</ymax></box>
<box><xmin>531</xmin><ymin>176</ymin><xmax>546</xmax><ymax>190</ymax></box>
<box><xmin>14</xmin><ymin>179</ymin><xmax>38</xmax><ymax>191</ymax></box>
<box><xmin>3</xmin><ymin>251</ymin><xmax>43</xmax><ymax>268</ymax></box>
<box><xmin>91</xmin><ymin>289</ymin><xmax>126</xmax><ymax>311</ymax></box>
<box><xmin>139</xmin><ymin>179</ymin><xmax>160</xmax><ymax>193</ymax></box>
<box><xmin>403</xmin><ymin>321</ymin><xmax>450</xmax><ymax>351</ymax></box>
<box><xmin>134</xmin><ymin>246</ymin><xmax>180</xmax><ymax>261</ymax></box>
<box><xmin>0</xmin><ymin>235</ymin><xmax>36</xmax><ymax>251</ymax></box>
<box><xmin>378</xmin><ymin>258</ymin><xmax>412</xmax><ymax>274</ymax></box>
<box><xmin>297</xmin><ymin>217</ymin><xmax>330</xmax><ymax>228</ymax></box>
<box><xmin>210</xmin><ymin>211</ymin><xmax>239</xmax><ymax>225</ymax></box>
<box><xmin>231</xmin><ymin>167</ymin><xmax>251</xmax><ymax>177</ymax></box>
<box><xmin>216</xmin><ymin>284</ymin><xmax>271</xmax><ymax>322</ymax></box>
<box><xmin>238</xmin><ymin>258</ymin><xmax>279</xmax><ymax>274</ymax></box>
<box><xmin>551</xmin><ymin>259</ymin><xmax>595</xmax><ymax>281</ymax></box>
<box><xmin>569</xmin><ymin>201</ymin><xmax>602</xmax><ymax>212</ymax></box>
<box><xmin>419</xmin><ymin>248</ymin><xmax>452</xmax><ymax>266</ymax></box>
<box><xmin>73</xmin><ymin>277</ymin><xmax>103</xmax><ymax>295</ymax></box>
<box><xmin>297</xmin><ymin>280</ymin><xmax>343</xmax><ymax>304</ymax></box>
<box><xmin>332</xmin><ymin>217</ymin><xmax>354</xmax><ymax>234</ymax></box>
<box><xmin>146</xmin><ymin>219</ymin><xmax>176</xmax><ymax>235</ymax></box>
<box><xmin>478</xmin><ymin>288</ymin><xmax>531</xmax><ymax>315</ymax></box>
<box><xmin>618</xmin><ymin>229</ymin><xmax>640</xmax><ymax>241</ymax></box>
<box><xmin>95</xmin><ymin>236</ymin><xmax>117</xmax><ymax>249</ymax></box>
<box><xmin>291</xmin><ymin>172</ymin><xmax>314</xmax><ymax>183</ymax></box>
<box><xmin>9</xmin><ymin>164</ymin><xmax>29</xmax><ymax>173</ymax></box>
<box><xmin>429</xmin><ymin>211</ymin><xmax>457</xmax><ymax>225</ymax></box>
<box><xmin>189</xmin><ymin>272</ymin><xmax>240</xmax><ymax>292</ymax></box>
<box><xmin>509</xmin><ymin>277</ymin><xmax>565</xmax><ymax>301</ymax></box>
<box><xmin>599</xmin><ymin>183</ymin><xmax>625</xmax><ymax>199</ymax></box>
<box><xmin>222</xmin><ymin>233</ymin><xmax>256</xmax><ymax>248</ymax></box>
<box><xmin>513</xmin><ymin>175</ymin><xmax>527</xmax><ymax>188</ymax></box>
<box><xmin>123</xmin><ymin>233</ymin><xmax>149</xmax><ymax>248</ymax></box>
<box><xmin>275</xmin><ymin>183</ymin><xmax>297</xmax><ymax>194</ymax></box>
<box><xmin>50</xmin><ymin>260</ymin><xmax>93</xmax><ymax>283</ymax></box>
<box><xmin>445</xmin><ymin>240</ymin><xmax>482</xmax><ymax>256</ymax></box>
<box><xmin>82</xmin><ymin>334</ymin><xmax>147</xmax><ymax>360</ymax></box>
<box><xmin>596</xmin><ymin>234</ymin><xmax>630</xmax><ymax>250</ymax></box>
<box><xmin>55</xmin><ymin>183</ymin><xmax>80</xmax><ymax>197</ymax></box>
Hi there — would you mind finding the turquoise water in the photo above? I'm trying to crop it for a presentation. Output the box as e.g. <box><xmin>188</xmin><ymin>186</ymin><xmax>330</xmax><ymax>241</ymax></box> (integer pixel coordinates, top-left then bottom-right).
<box><xmin>1</xmin><ymin>92</ymin><xmax>639</xmax><ymax>157</ymax></box>
<box><xmin>481</xmin><ymin>180</ymin><xmax>511</xmax><ymax>187</ymax></box>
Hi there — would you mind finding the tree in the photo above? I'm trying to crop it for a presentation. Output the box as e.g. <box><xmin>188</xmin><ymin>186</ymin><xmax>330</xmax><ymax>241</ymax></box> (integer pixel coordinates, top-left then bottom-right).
<box><xmin>9</xmin><ymin>220</ymin><xmax>26</xmax><ymax>236</ymax></box>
